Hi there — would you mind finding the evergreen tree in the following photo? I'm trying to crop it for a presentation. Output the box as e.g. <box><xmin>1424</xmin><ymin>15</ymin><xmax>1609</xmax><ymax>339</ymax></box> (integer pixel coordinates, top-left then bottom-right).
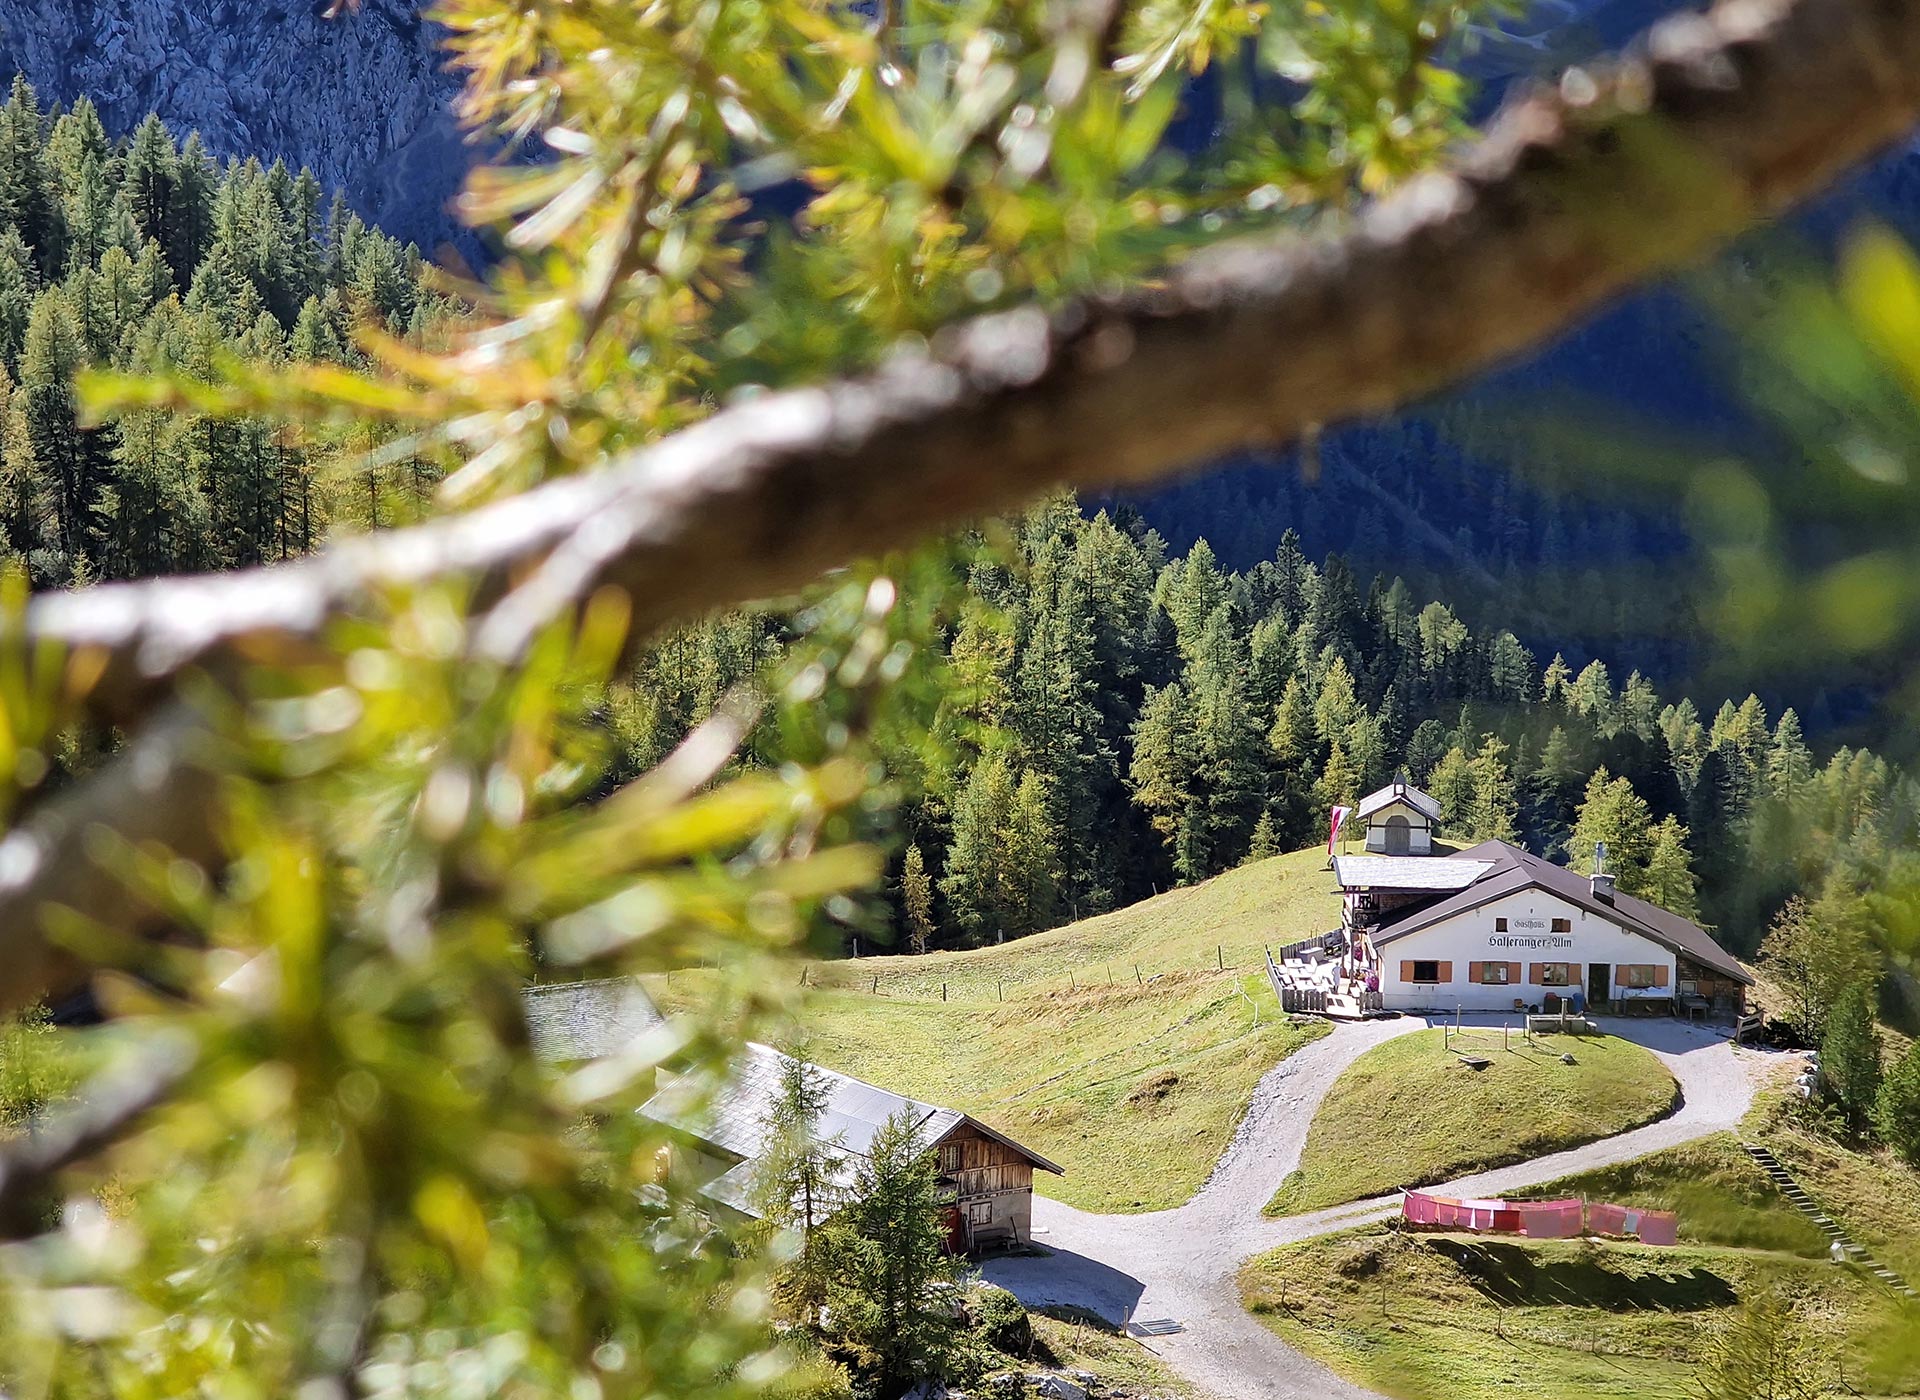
<box><xmin>899</xmin><ymin>844</ymin><xmax>935</xmax><ymax>955</ymax></box>
<box><xmin>1463</xmin><ymin>735</ymin><xmax>1519</xmax><ymax>844</ymax></box>
<box><xmin>754</xmin><ymin>1055</ymin><xmax>847</xmax><ymax>1331</ymax></box>
<box><xmin>1427</xmin><ymin>745</ymin><xmax>1475</xmax><ymax>832</ymax></box>
<box><xmin>827</xmin><ymin>1112</ymin><xmax>965</xmax><ymax>1396</ymax></box>
<box><xmin>1567</xmin><ymin>767</ymin><xmax>1653</xmax><ymax>890</ymax></box>
<box><xmin>1821</xmin><ymin>982</ymin><xmax>1883</xmax><ymax>1139</ymax></box>
<box><xmin>940</xmin><ymin>752</ymin><xmax>1017</xmax><ymax>940</ymax></box>
<box><xmin>1247</xmin><ymin>808</ymin><xmax>1281</xmax><ymax>861</ymax></box>
<box><xmin>1874</xmin><ymin>1041</ymin><xmax>1920</xmax><ymax>1168</ymax></box>
<box><xmin>122</xmin><ymin>114</ymin><xmax>179</xmax><ymax>256</ymax></box>
<box><xmin>1758</xmin><ymin>894</ymin><xmax>1881</xmax><ymax>1044</ymax></box>
<box><xmin>1643</xmin><ymin>815</ymin><xmax>1700</xmax><ymax>919</ymax></box>
<box><xmin>0</xmin><ymin>76</ymin><xmax>55</xmax><ymax>263</ymax></box>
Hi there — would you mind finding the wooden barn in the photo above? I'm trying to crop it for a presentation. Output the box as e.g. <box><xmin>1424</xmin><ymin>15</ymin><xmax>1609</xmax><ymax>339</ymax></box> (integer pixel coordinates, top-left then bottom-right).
<box><xmin>642</xmin><ymin>1043</ymin><xmax>1063</xmax><ymax>1254</ymax></box>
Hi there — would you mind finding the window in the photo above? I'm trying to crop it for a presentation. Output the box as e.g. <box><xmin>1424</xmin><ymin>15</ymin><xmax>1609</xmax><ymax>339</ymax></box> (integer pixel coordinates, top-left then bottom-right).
<box><xmin>1479</xmin><ymin>962</ymin><xmax>1511</xmax><ymax>984</ymax></box>
<box><xmin>1494</xmin><ymin>917</ymin><xmax>1508</xmax><ymax>932</ymax></box>
<box><xmin>1623</xmin><ymin>964</ymin><xmax>1659</xmax><ymax>989</ymax></box>
<box><xmin>1551</xmin><ymin>918</ymin><xmax>1572</xmax><ymax>933</ymax></box>
<box><xmin>1412</xmin><ymin>960</ymin><xmax>1440</xmax><ymax>984</ymax></box>
<box><xmin>938</xmin><ymin>1143</ymin><xmax>964</xmax><ymax>1175</ymax></box>
<box><xmin>967</xmin><ymin>1200</ymin><xmax>993</xmax><ymax>1226</ymax></box>
<box><xmin>1537</xmin><ymin>963</ymin><xmax>1572</xmax><ymax>987</ymax></box>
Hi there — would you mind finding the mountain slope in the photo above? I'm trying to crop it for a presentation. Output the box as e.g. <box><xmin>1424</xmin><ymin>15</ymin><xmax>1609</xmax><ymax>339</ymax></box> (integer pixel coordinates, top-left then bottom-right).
<box><xmin>655</xmin><ymin>846</ymin><xmax>1343</xmax><ymax>1213</ymax></box>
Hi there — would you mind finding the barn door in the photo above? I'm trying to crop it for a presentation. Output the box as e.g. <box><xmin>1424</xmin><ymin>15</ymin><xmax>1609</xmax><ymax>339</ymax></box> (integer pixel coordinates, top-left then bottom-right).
<box><xmin>1384</xmin><ymin>815</ymin><xmax>1410</xmax><ymax>856</ymax></box>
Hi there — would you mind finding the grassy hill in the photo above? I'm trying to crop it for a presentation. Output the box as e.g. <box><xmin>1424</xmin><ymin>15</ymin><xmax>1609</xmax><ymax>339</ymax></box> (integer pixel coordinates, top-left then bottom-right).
<box><xmin>1243</xmin><ymin>1074</ymin><xmax>1920</xmax><ymax>1400</ymax></box>
<box><xmin>1266</xmin><ymin>1027</ymin><xmax>1680</xmax><ymax>1215</ymax></box>
<box><xmin>658</xmin><ymin>846</ymin><xmax>1343</xmax><ymax>1213</ymax></box>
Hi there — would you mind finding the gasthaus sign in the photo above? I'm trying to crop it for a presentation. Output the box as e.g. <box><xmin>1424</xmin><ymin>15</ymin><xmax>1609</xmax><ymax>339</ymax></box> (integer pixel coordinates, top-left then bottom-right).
<box><xmin>1489</xmin><ymin>916</ymin><xmax>1574</xmax><ymax>951</ymax></box>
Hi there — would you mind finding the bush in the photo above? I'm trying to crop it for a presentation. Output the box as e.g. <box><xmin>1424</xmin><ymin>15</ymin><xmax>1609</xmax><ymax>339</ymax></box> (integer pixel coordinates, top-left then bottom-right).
<box><xmin>972</xmin><ymin>1285</ymin><xmax>1034</xmax><ymax>1358</ymax></box>
<box><xmin>1875</xmin><ymin>1042</ymin><xmax>1920</xmax><ymax>1167</ymax></box>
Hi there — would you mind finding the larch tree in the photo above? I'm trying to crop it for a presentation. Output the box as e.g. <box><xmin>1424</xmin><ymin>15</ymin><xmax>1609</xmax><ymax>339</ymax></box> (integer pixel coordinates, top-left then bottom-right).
<box><xmin>900</xmin><ymin>844</ymin><xmax>936</xmax><ymax>955</ymax></box>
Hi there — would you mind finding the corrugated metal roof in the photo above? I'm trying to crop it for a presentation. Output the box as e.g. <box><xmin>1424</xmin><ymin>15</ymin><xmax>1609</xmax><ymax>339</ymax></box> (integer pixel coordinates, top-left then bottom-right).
<box><xmin>1372</xmin><ymin>839</ymin><xmax>1752</xmax><ymax>986</ymax></box>
<box><xmin>642</xmin><ymin>1043</ymin><xmax>1062</xmax><ymax>1219</ymax></box>
<box><xmin>1333</xmin><ymin>854</ymin><xmax>1492</xmax><ymax>890</ymax></box>
<box><xmin>523</xmin><ymin>977</ymin><xmax>667</xmax><ymax>1062</ymax></box>
<box><xmin>1356</xmin><ymin>781</ymin><xmax>1442</xmax><ymax>822</ymax></box>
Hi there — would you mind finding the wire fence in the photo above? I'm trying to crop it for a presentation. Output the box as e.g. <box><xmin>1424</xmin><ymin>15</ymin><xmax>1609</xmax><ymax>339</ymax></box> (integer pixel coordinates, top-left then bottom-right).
<box><xmin>794</xmin><ymin>941</ymin><xmax>1301</xmax><ymax>1006</ymax></box>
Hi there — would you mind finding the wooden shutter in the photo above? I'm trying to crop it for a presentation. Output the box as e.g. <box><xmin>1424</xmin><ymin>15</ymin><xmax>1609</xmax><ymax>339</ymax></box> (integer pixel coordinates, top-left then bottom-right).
<box><xmin>1654</xmin><ymin>965</ymin><xmax>1670</xmax><ymax>988</ymax></box>
<box><xmin>1400</xmin><ymin>960</ymin><xmax>1415</xmax><ymax>983</ymax></box>
<box><xmin>1438</xmin><ymin>961</ymin><xmax>1453</xmax><ymax>982</ymax></box>
<box><xmin>1529</xmin><ymin>963</ymin><xmax>1545</xmax><ymax>984</ymax></box>
<box><xmin>1508</xmin><ymin>962</ymin><xmax>1522</xmax><ymax>984</ymax></box>
<box><xmin>1468</xmin><ymin>961</ymin><xmax>1483</xmax><ymax>982</ymax></box>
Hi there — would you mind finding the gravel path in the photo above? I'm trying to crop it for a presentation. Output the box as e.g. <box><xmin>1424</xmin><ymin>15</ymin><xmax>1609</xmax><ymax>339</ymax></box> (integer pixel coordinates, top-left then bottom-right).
<box><xmin>982</xmin><ymin>1014</ymin><xmax>1772</xmax><ymax>1400</ymax></box>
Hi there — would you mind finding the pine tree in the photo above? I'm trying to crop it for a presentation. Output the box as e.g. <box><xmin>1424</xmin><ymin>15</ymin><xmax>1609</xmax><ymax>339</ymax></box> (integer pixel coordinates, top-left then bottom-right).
<box><xmin>1642</xmin><ymin>815</ymin><xmax>1700</xmax><ymax>919</ymax></box>
<box><xmin>1005</xmin><ymin>767</ymin><xmax>1064</xmax><ymax>934</ymax></box>
<box><xmin>1759</xmin><ymin>895</ymin><xmax>1881</xmax><ymax>1044</ymax></box>
<box><xmin>1875</xmin><ymin>1041</ymin><xmax>1920</xmax><ymax>1167</ymax></box>
<box><xmin>122</xmin><ymin>114</ymin><xmax>179</xmax><ymax>255</ymax></box>
<box><xmin>1247</xmin><ymin>808</ymin><xmax>1281</xmax><ymax>861</ymax></box>
<box><xmin>1821</xmin><ymin>982</ymin><xmax>1883</xmax><ymax>1140</ymax></box>
<box><xmin>167</xmin><ymin>132</ymin><xmax>216</xmax><ymax>282</ymax></box>
<box><xmin>1567</xmin><ymin>767</ymin><xmax>1653</xmax><ymax>889</ymax></box>
<box><xmin>1427</xmin><ymin>745</ymin><xmax>1474</xmax><ymax>832</ymax></box>
<box><xmin>827</xmin><ymin>1112</ymin><xmax>965</xmax><ymax>1395</ymax></box>
<box><xmin>900</xmin><ymin>844</ymin><xmax>935</xmax><ymax>954</ymax></box>
<box><xmin>0</xmin><ymin>76</ymin><xmax>56</xmax><ymax>265</ymax></box>
<box><xmin>1313</xmin><ymin>738</ymin><xmax>1362</xmax><ymax>817</ymax></box>
<box><xmin>940</xmin><ymin>752</ymin><xmax>1017</xmax><ymax>941</ymax></box>
<box><xmin>754</xmin><ymin>1055</ymin><xmax>848</xmax><ymax>1332</ymax></box>
<box><xmin>1268</xmin><ymin>674</ymin><xmax>1318</xmax><ymax>772</ymax></box>
<box><xmin>1768</xmin><ymin>707</ymin><xmax>1814</xmax><ymax>800</ymax></box>
<box><xmin>1463</xmin><ymin>735</ymin><xmax>1519</xmax><ymax>844</ymax></box>
<box><xmin>18</xmin><ymin>288</ymin><xmax>88</xmax><ymax>569</ymax></box>
<box><xmin>1541</xmin><ymin>652</ymin><xmax>1572</xmax><ymax>705</ymax></box>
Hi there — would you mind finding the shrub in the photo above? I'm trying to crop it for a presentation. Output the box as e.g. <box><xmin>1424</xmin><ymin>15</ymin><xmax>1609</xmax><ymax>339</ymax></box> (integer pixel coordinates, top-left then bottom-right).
<box><xmin>1875</xmin><ymin>1041</ymin><xmax>1920</xmax><ymax>1167</ymax></box>
<box><xmin>972</xmin><ymin>1285</ymin><xmax>1034</xmax><ymax>1358</ymax></box>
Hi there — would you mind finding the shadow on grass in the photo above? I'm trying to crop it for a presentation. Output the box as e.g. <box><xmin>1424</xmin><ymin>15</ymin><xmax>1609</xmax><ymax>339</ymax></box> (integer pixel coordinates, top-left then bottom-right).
<box><xmin>1427</xmin><ymin>1238</ymin><xmax>1737</xmax><ymax>1312</ymax></box>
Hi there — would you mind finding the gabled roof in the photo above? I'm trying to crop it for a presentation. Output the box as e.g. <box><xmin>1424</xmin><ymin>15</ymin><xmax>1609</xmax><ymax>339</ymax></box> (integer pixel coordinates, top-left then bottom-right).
<box><xmin>1356</xmin><ymin>780</ymin><xmax>1442</xmax><ymax>822</ymax></box>
<box><xmin>523</xmin><ymin>977</ymin><xmax>668</xmax><ymax>1062</ymax></box>
<box><xmin>1371</xmin><ymin>839</ymin><xmax>1751</xmax><ymax>986</ymax></box>
<box><xmin>640</xmin><ymin>1043</ymin><xmax>1063</xmax><ymax>1217</ymax></box>
<box><xmin>1334</xmin><ymin>853</ymin><xmax>1492</xmax><ymax>891</ymax></box>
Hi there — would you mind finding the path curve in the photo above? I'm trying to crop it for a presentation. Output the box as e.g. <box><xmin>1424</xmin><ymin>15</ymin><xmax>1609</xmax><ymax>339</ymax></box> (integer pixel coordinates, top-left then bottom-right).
<box><xmin>983</xmin><ymin>1014</ymin><xmax>1771</xmax><ymax>1400</ymax></box>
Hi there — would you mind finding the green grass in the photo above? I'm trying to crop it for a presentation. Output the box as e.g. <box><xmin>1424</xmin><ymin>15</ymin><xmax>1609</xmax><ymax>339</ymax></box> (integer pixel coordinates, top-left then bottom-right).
<box><xmin>1266</xmin><ymin>1028</ymin><xmax>1679</xmax><ymax>1215</ymax></box>
<box><xmin>1028</xmin><ymin>1308</ymin><xmax>1195</xmax><ymax>1397</ymax></box>
<box><xmin>1240</xmin><ymin>1227</ymin><xmax>1920</xmax><ymax>1400</ymax></box>
<box><xmin>796</xmin><ymin>971</ymin><xmax>1325</xmax><ymax>1212</ymax></box>
<box><xmin>796</xmin><ymin>844</ymin><xmax>1344</xmax><ymax>999</ymax></box>
<box><xmin>1533</xmin><ymin>1133</ymin><xmax>1831</xmax><ymax>1257</ymax></box>
<box><xmin>657</xmin><ymin>846</ymin><xmax>1343</xmax><ymax>1213</ymax></box>
<box><xmin>1745</xmin><ymin>1082</ymin><xmax>1920</xmax><ymax>1282</ymax></box>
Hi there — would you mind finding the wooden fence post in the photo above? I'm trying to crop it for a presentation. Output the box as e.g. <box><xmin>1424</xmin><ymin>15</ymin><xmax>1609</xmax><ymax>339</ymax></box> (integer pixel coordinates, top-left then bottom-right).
<box><xmin>1135</xmin><ymin>964</ymin><xmax>1143</xmax><ymax>986</ymax></box>
<box><xmin>872</xmin><ymin>974</ymin><xmax>879</xmax><ymax>993</ymax></box>
<box><xmin>998</xmin><ymin>980</ymin><xmax>1004</xmax><ymax>1002</ymax></box>
<box><xmin>1217</xmin><ymin>945</ymin><xmax>1224</xmax><ymax>971</ymax></box>
<box><xmin>942</xmin><ymin>983</ymin><xmax>948</xmax><ymax>1002</ymax></box>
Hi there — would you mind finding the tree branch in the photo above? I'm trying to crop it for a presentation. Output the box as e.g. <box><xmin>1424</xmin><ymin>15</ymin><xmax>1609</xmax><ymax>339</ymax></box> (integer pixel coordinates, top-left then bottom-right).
<box><xmin>4</xmin><ymin>0</ymin><xmax>1920</xmax><ymax>1011</ymax></box>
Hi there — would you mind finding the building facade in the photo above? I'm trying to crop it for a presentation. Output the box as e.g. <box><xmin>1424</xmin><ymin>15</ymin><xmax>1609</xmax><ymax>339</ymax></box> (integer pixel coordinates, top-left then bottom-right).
<box><xmin>1329</xmin><ymin>781</ymin><xmax>1751</xmax><ymax>1016</ymax></box>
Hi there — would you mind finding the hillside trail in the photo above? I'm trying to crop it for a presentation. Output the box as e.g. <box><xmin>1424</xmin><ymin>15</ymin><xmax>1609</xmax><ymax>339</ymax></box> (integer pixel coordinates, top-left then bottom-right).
<box><xmin>981</xmin><ymin>1014</ymin><xmax>1771</xmax><ymax>1400</ymax></box>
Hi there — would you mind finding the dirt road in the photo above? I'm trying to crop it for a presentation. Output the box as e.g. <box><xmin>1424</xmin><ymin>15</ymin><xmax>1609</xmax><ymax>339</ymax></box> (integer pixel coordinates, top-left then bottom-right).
<box><xmin>982</xmin><ymin>1015</ymin><xmax>1769</xmax><ymax>1400</ymax></box>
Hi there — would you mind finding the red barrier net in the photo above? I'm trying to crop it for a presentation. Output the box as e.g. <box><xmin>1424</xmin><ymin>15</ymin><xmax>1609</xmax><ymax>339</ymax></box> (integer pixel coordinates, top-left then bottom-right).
<box><xmin>1402</xmin><ymin>1192</ymin><xmax>1669</xmax><ymax>1243</ymax></box>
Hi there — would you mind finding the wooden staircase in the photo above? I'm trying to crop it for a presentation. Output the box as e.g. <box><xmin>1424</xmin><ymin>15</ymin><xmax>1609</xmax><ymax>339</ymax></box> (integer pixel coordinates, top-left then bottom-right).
<box><xmin>1740</xmin><ymin>1141</ymin><xmax>1918</xmax><ymax>1299</ymax></box>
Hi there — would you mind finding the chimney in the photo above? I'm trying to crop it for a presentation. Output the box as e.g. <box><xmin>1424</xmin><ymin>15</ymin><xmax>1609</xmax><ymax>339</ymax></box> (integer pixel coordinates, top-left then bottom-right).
<box><xmin>1590</xmin><ymin>841</ymin><xmax>1615</xmax><ymax>901</ymax></box>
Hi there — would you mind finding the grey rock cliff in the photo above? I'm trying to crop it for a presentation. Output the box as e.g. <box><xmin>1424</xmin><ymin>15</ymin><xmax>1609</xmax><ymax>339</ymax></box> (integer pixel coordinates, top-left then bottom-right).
<box><xmin>0</xmin><ymin>0</ymin><xmax>475</xmax><ymax>251</ymax></box>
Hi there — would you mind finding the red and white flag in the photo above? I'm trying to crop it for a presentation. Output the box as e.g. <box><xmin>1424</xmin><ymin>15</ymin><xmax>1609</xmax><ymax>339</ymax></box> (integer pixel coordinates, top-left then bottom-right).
<box><xmin>1327</xmin><ymin>804</ymin><xmax>1353</xmax><ymax>856</ymax></box>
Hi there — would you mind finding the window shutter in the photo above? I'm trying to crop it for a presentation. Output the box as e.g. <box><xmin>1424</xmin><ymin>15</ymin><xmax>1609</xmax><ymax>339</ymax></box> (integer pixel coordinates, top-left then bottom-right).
<box><xmin>1400</xmin><ymin>960</ymin><xmax>1415</xmax><ymax>983</ymax></box>
<box><xmin>1529</xmin><ymin>963</ymin><xmax>1544</xmax><ymax>984</ymax></box>
<box><xmin>1654</xmin><ymin>965</ymin><xmax>1670</xmax><ymax>988</ymax></box>
<box><xmin>1616</xmin><ymin>966</ymin><xmax>1632</xmax><ymax>986</ymax></box>
<box><xmin>1438</xmin><ymin>961</ymin><xmax>1453</xmax><ymax>982</ymax></box>
<box><xmin>1508</xmin><ymin>962</ymin><xmax>1522</xmax><ymax>983</ymax></box>
<box><xmin>1468</xmin><ymin>961</ymin><xmax>1483</xmax><ymax>982</ymax></box>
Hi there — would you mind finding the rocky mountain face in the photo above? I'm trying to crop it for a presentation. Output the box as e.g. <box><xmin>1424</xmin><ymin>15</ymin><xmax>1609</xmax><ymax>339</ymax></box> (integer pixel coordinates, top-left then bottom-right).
<box><xmin>0</xmin><ymin>0</ymin><xmax>473</xmax><ymax>252</ymax></box>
